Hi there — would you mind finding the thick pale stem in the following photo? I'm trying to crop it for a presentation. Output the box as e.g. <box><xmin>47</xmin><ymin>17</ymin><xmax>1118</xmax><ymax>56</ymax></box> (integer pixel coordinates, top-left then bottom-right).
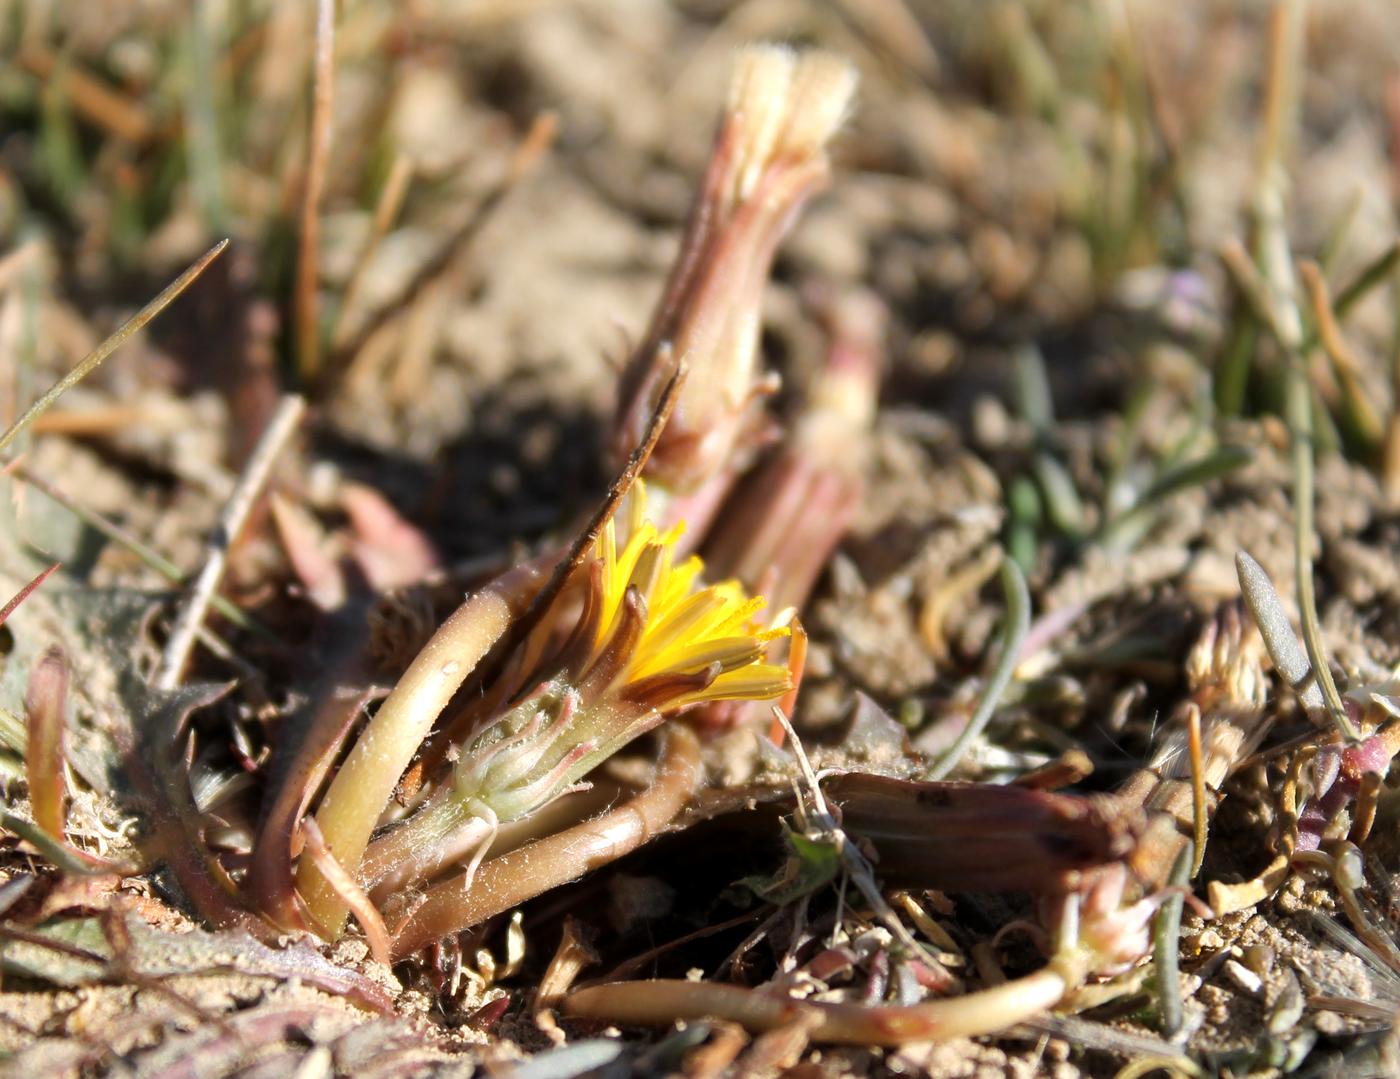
<box><xmin>297</xmin><ymin>585</ymin><xmax>517</xmax><ymax>938</ymax></box>
<box><xmin>563</xmin><ymin>966</ymin><xmax>1067</xmax><ymax>1046</ymax></box>
<box><xmin>390</xmin><ymin>724</ymin><xmax>700</xmax><ymax>959</ymax></box>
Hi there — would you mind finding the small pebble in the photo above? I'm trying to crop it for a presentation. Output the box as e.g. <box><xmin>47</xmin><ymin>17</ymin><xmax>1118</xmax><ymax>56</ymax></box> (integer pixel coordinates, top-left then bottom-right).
<box><xmin>1195</xmin><ymin>929</ymin><xmax>1226</xmax><ymax>951</ymax></box>
<box><xmin>1244</xmin><ymin>943</ymin><xmax>1275</xmax><ymax>976</ymax></box>
<box><xmin>1223</xmin><ymin>958</ymin><xmax>1264</xmax><ymax>996</ymax></box>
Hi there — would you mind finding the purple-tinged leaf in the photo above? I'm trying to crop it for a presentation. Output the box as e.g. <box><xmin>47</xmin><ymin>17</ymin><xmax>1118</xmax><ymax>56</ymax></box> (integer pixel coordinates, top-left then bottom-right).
<box><xmin>0</xmin><ymin>561</ymin><xmax>60</xmax><ymax>628</ymax></box>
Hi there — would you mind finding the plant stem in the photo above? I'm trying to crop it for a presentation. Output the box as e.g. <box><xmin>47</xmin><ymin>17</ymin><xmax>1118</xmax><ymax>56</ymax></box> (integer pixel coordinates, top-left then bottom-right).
<box><xmin>563</xmin><ymin>965</ymin><xmax>1068</xmax><ymax>1046</ymax></box>
<box><xmin>1283</xmin><ymin>355</ymin><xmax>1357</xmax><ymax>738</ymax></box>
<box><xmin>297</xmin><ymin>574</ymin><xmax>528</xmax><ymax>939</ymax></box>
<box><xmin>359</xmin><ymin>795</ymin><xmax>493</xmax><ymax>901</ymax></box>
<box><xmin>390</xmin><ymin>724</ymin><xmax>700</xmax><ymax>958</ymax></box>
<box><xmin>1245</xmin><ymin>0</ymin><xmax>1357</xmax><ymax>740</ymax></box>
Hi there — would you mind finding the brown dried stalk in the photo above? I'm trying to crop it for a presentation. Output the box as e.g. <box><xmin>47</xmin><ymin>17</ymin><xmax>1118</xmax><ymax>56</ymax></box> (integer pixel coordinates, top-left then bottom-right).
<box><xmin>154</xmin><ymin>394</ymin><xmax>304</xmax><ymax>691</ymax></box>
<box><xmin>294</xmin><ymin>0</ymin><xmax>336</xmax><ymax>380</ymax></box>
<box><xmin>329</xmin><ymin>153</ymin><xmax>414</xmax><ymax>351</ymax></box>
<box><xmin>1298</xmin><ymin>260</ymin><xmax>1384</xmax><ymax>451</ymax></box>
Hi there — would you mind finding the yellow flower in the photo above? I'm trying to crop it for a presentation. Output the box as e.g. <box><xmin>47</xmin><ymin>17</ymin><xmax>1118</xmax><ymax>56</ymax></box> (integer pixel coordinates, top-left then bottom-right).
<box><xmin>583</xmin><ymin>481</ymin><xmax>792</xmax><ymax>710</ymax></box>
<box><xmin>453</xmin><ymin>481</ymin><xmax>791</xmax><ymax>824</ymax></box>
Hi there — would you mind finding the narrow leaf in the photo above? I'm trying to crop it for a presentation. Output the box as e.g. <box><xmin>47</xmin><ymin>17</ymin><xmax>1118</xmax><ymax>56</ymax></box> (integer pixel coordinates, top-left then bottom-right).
<box><xmin>24</xmin><ymin>645</ymin><xmax>69</xmax><ymax>839</ymax></box>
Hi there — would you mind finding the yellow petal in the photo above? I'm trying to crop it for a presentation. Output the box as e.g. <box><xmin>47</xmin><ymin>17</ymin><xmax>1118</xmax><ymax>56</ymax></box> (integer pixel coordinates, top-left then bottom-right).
<box><xmin>672</xmin><ymin>664</ymin><xmax>793</xmax><ymax>707</ymax></box>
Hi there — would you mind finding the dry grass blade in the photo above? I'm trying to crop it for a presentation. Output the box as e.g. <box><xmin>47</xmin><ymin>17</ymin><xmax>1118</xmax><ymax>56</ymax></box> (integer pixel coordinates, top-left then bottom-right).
<box><xmin>1298</xmin><ymin>259</ymin><xmax>1384</xmax><ymax>449</ymax></box>
<box><xmin>17</xmin><ymin>42</ymin><xmax>156</xmax><ymax>143</ymax></box>
<box><xmin>15</xmin><ymin>465</ymin><xmax>273</xmax><ymax>638</ymax></box>
<box><xmin>24</xmin><ymin>645</ymin><xmax>69</xmax><ymax>841</ymax></box>
<box><xmin>328</xmin><ymin>111</ymin><xmax>558</xmax><ymax>390</ymax></box>
<box><xmin>329</xmin><ymin>153</ymin><xmax>414</xmax><ymax>350</ymax></box>
<box><xmin>1218</xmin><ymin>238</ymin><xmax>1287</xmax><ymax>342</ymax></box>
<box><xmin>154</xmin><ymin>394</ymin><xmax>305</xmax><ymax>690</ymax></box>
<box><xmin>1257</xmin><ymin>0</ymin><xmax>1303</xmax><ymax>185</ymax></box>
<box><xmin>295</xmin><ymin>0</ymin><xmax>336</xmax><ymax>380</ymax></box>
<box><xmin>927</xmin><ymin>555</ymin><xmax>1030</xmax><ymax>780</ymax></box>
<box><xmin>0</xmin><ymin>240</ymin><xmax>228</xmax><ymax>459</ymax></box>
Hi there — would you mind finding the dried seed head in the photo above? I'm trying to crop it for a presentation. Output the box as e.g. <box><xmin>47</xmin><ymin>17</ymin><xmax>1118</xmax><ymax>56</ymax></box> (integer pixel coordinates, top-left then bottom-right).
<box><xmin>724</xmin><ymin>47</ymin><xmax>856</xmax><ymax>207</ymax></box>
<box><xmin>1186</xmin><ymin>599</ymin><xmax>1268</xmax><ymax>711</ymax></box>
<box><xmin>613</xmin><ymin>45</ymin><xmax>858</xmax><ymax>498</ymax></box>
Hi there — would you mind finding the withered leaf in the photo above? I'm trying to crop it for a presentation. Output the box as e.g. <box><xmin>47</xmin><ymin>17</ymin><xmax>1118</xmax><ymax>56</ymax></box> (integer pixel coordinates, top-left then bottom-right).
<box><xmin>0</xmin><ymin>912</ymin><xmax>395</xmax><ymax>1013</ymax></box>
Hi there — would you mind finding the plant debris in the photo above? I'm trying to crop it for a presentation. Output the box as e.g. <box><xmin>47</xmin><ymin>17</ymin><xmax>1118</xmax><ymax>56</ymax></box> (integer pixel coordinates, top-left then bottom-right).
<box><xmin>3</xmin><ymin>2</ymin><xmax>1400</xmax><ymax>1076</ymax></box>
